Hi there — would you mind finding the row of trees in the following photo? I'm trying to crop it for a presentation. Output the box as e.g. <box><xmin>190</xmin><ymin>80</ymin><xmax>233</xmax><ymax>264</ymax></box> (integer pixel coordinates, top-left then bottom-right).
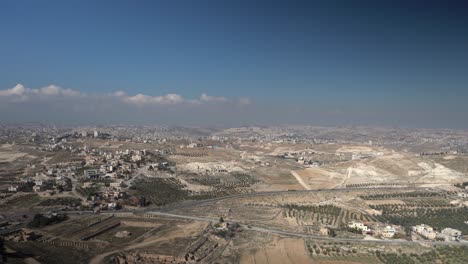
<box><xmin>28</xmin><ymin>213</ymin><xmax>68</xmax><ymax>228</ymax></box>
<box><xmin>454</xmin><ymin>181</ymin><xmax>468</xmax><ymax>189</ymax></box>
<box><xmin>130</xmin><ymin>178</ymin><xmax>189</xmax><ymax>206</ymax></box>
<box><xmin>375</xmin><ymin>246</ymin><xmax>468</xmax><ymax>264</ymax></box>
<box><xmin>376</xmin><ymin>207</ymin><xmax>468</xmax><ymax>234</ymax></box>
<box><xmin>360</xmin><ymin>191</ymin><xmax>440</xmax><ymax>200</ymax></box>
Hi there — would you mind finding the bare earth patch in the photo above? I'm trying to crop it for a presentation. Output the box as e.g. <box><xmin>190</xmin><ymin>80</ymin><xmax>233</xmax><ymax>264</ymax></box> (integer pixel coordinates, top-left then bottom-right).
<box><xmin>240</xmin><ymin>236</ymin><xmax>311</xmax><ymax>264</ymax></box>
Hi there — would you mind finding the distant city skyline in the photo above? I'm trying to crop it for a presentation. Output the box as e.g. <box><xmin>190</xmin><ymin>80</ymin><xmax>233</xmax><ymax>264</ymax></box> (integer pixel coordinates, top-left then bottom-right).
<box><xmin>1</xmin><ymin>1</ymin><xmax>467</xmax><ymax>128</ymax></box>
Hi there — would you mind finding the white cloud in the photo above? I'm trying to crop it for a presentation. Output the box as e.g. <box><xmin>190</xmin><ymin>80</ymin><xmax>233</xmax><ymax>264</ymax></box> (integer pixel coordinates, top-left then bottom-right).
<box><xmin>116</xmin><ymin>91</ymin><xmax>229</xmax><ymax>106</ymax></box>
<box><xmin>38</xmin><ymin>85</ymin><xmax>81</xmax><ymax>96</ymax></box>
<box><xmin>123</xmin><ymin>93</ymin><xmax>185</xmax><ymax>106</ymax></box>
<box><xmin>238</xmin><ymin>97</ymin><xmax>252</xmax><ymax>105</ymax></box>
<box><xmin>0</xmin><ymin>84</ymin><xmax>251</xmax><ymax>109</ymax></box>
<box><xmin>113</xmin><ymin>90</ymin><xmax>127</xmax><ymax>97</ymax></box>
<box><xmin>0</xmin><ymin>84</ymin><xmax>27</xmax><ymax>96</ymax></box>
<box><xmin>199</xmin><ymin>93</ymin><xmax>227</xmax><ymax>103</ymax></box>
<box><xmin>0</xmin><ymin>83</ymin><xmax>82</xmax><ymax>99</ymax></box>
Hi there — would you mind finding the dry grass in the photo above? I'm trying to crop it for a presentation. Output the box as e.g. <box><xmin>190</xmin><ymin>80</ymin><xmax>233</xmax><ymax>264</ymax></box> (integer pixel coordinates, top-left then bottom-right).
<box><xmin>240</xmin><ymin>237</ymin><xmax>311</xmax><ymax>264</ymax></box>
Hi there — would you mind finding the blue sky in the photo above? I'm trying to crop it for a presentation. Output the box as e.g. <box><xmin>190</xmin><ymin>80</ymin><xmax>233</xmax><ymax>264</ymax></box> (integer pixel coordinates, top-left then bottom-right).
<box><xmin>1</xmin><ymin>0</ymin><xmax>467</xmax><ymax>127</ymax></box>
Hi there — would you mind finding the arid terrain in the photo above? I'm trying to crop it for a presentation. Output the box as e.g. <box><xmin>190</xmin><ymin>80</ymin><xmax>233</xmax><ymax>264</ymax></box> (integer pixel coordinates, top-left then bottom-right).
<box><xmin>1</xmin><ymin>125</ymin><xmax>468</xmax><ymax>263</ymax></box>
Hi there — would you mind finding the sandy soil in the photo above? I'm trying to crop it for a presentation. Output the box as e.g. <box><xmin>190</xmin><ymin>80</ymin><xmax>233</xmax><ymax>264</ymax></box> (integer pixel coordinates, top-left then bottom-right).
<box><xmin>292</xmin><ymin>168</ymin><xmax>345</xmax><ymax>189</ymax></box>
<box><xmin>0</xmin><ymin>150</ymin><xmax>28</xmax><ymax>162</ymax></box>
<box><xmin>336</xmin><ymin>145</ymin><xmax>376</xmax><ymax>153</ymax></box>
<box><xmin>240</xmin><ymin>237</ymin><xmax>311</xmax><ymax>264</ymax></box>
<box><xmin>291</xmin><ymin>152</ymin><xmax>468</xmax><ymax>188</ymax></box>
<box><xmin>290</xmin><ymin>170</ymin><xmax>311</xmax><ymax>190</ymax></box>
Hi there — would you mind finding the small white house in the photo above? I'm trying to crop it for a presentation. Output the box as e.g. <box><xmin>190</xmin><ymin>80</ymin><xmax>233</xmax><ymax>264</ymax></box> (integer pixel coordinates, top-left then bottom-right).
<box><xmin>8</xmin><ymin>185</ymin><xmax>18</xmax><ymax>192</ymax></box>
<box><xmin>439</xmin><ymin>228</ymin><xmax>463</xmax><ymax>241</ymax></box>
<box><xmin>413</xmin><ymin>224</ymin><xmax>437</xmax><ymax>240</ymax></box>
<box><xmin>348</xmin><ymin>221</ymin><xmax>369</xmax><ymax>232</ymax></box>
<box><xmin>382</xmin><ymin>226</ymin><xmax>396</xmax><ymax>238</ymax></box>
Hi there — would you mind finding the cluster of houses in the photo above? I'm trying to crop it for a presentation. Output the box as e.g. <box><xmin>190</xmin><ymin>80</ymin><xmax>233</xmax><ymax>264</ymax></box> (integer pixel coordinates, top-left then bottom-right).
<box><xmin>296</xmin><ymin>156</ymin><xmax>322</xmax><ymax>167</ymax></box>
<box><xmin>77</xmin><ymin>149</ymin><xmax>156</xmax><ymax>210</ymax></box>
<box><xmin>8</xmin><ymin>164</ymin><xmax>76</xmax><ymax>195</ymax></box>
<box><xmin>75</xmin><ymin>147</ymin><xmax>175</xmax><ymax>210</ymax></box>
<box><xmin>347</xmin><ymin>221</ymin><xmax>396</xmax><ymax>238</ymax></box>
<box><xmin>281</xmin><ymin>151</ymin><xmax>324</xmax><ymax>167</ymax></box>
<box><xmin>179</xmin><ymin>142</ymin><xmax>204</xmax><ymax>148</ymax></box>
<box><xmin>346</xmin><ymin>221</ymin><xmax>464</xmax><ymax>242</ymax></box>
<box><xmin>413</xmin><ymin>224</ymin><xmax>463</xmax><ymax>241</ymax></box>
<box><xmin>81</xmin><ymin>179</ymin><xmax>126</xmax><ymax>211</ymax></box>
<box><xmin>5</xmin><ymin>142</ymin><xmax>161</xmax><ymax>211</ymax></box>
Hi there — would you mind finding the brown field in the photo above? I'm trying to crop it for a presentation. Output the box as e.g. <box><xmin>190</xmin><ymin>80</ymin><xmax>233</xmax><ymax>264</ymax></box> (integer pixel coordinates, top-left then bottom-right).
<box><xmin>292</xmin><ymin>168</ymin><xmax>345</xmax><ymax>189</ymax></box>
<box><xmin>430</xmin><ymin>155</ymin><xmax>468</xmax><ymax>174</ymax></box>
<box><xmin>240</xmin><ymin>237</ymin><xmax>311</xmax><ymax>264</ymax></box>
<box><xmin>90</xmin><ymin>219</ymin><xmax>208</xmax><ymax>264</ymax></box>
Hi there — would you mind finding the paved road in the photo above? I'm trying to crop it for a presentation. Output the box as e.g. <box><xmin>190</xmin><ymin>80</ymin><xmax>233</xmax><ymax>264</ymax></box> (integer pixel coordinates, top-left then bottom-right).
<box><xmin>146</xmin><ymin>211</ymin><xmax>466</xmax><ymax>246</ymax></box>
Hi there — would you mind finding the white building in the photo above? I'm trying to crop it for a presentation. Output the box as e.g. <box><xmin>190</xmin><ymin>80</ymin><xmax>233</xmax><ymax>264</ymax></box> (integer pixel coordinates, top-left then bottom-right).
<box><xmin>412</xmin><ymin>224</ymin><xmax>437</xmax><ymax>240</ymax></box>
<box><xmin>381</xmin><ymin>226</ymin><xmax>396</xmax><ymax>238</ymax></box>
<box><xmin>348</xmin><ymin>221</ymin><xmax>369</xmax><ymax>232</ymax></box>
<box><xmin>131</xmin><ymin>154</ymin><xmax>142</xmax><ymax>162</ymax></box>
<box><xmin>439</xmin><ymin>228</ymin><xmax>463</xmax><ymax>241</ymax></box>
<box><xmin>109</xmin><ymin>181</ymin><xmax>123</xmax><ymax>188</ymax></box>
<box><xmin>187</xmin><ymin>143</ymin><xmax>198</xmax><ymax>148</ymax></box>
<box><xmin>84</xmin><ymin>169</ymin><xmax>100</xmax><ymax>179</ymax></box>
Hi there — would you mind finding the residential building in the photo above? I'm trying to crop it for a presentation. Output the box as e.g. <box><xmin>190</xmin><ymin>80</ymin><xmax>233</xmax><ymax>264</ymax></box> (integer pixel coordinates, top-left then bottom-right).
<box><xmin>33</xmin><ymin>185</ymin><xmax>44</xmax><ymax>192</ymax></box>
<box><xmin>382</xmin><ymin>226</ymin><xmax>396</xmax><ymax>238</ymax></box>
<box><xmin>84</xmin><ymin>169</ymin><xmax>100</xmax><ymax>179</ymax></box>
<box><xmin>320</xmin><ymin>227</ymin><xmax>330</xmax><ymax>236</ymax></box>
<box><xmin>439</xmin><ymin>228</ymin><xmax>463</xmax><ymax>241</ymax></box>
<box><xmin>348</xmin><ymin>221</ymin><xmax>369</xmax><ymax>232</ymax></box>
<box><xmin>413</xmin><ymin>224</ymin><xmax>437</xmax><ymax>240</ymax></box>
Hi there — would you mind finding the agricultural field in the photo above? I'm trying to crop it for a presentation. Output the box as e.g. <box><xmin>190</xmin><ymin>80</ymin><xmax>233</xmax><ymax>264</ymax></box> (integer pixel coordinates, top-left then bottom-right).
<box><xmin>37</xmin><ymin>197</ymin><xmax>82</xmax><ymax>207</ymax></box>
<box><xmin>359</xmin><ymin>191</ymin><xmax>468</xmax><ymax>234</ymax></box>
<box><xmin>239</xmin><ymin>237</ymin><xmax>311</xmax><ymax>264</ymax></box>
<box><xmin>4</xmin><ymin>240</ymin><xmax>104</xmax><ymax>264</ymax></box>
<box><xmin>129</xmin><ymin>177</ymin><xmax>190</xmax><ymax>206</ymax></box>
<box><xmin>0</xmin><ymin>193</ymin><xmax>43</xmax><ymax>210</ymax></box>
<box><xmin>430</xmin><ymin>155</ymin><xmax>468</xmax><ymax>175</ymax></box>
<box><xmin>373</xmin><ymin>206</ymin><xmax>468</xmax><ymax>235</ymax></box>
<box><xmin>282</xmin><ymin>204</ymin><xmax>375</xmax><ymax>229</ymax></box>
